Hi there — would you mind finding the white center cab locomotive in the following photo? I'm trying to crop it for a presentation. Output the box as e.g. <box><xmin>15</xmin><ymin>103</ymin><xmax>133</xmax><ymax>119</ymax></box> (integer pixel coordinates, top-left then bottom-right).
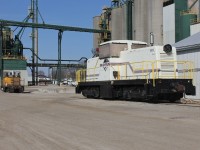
<box><xmin>76</xmin><ymin>40</ymin><xmax>195</xmax><ymax>102</ymax></box>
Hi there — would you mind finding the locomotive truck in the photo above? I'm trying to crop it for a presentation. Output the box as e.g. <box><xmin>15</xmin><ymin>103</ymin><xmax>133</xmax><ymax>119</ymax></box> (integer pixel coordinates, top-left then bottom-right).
<box><xmin>76</xmin><ymin>40</ymin><xmax>195</xmax><ymax>102</ymax></box>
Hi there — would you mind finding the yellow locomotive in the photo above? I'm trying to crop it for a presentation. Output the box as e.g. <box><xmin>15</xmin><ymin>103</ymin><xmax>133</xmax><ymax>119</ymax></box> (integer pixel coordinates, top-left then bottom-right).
<box><xmin>2</xmin><ymin>71</ymin><xmax>24</xmax><ymax>93</ymax></box>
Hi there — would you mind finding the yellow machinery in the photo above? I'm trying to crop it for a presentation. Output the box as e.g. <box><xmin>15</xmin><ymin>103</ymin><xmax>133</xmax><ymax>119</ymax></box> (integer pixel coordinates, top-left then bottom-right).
<box><xmin>1</xmin><ymin>71</ymin><xmax>24</xmax><ymax>93</ymax></box>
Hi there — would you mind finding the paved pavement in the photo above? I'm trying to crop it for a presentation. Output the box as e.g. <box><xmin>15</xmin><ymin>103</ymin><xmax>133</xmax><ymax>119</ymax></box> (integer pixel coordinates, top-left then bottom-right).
<box><xmin>0</xmin><ymin>86</ymin><xmax>200</xmax><ymax>150</ymax></box>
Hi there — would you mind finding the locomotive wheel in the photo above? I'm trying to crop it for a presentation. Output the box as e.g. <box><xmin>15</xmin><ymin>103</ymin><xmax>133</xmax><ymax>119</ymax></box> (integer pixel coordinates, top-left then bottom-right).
<box><xmin>3</xmin><ymin>87</ymin><xmax>8</xmax><ymax>92</ymax></box>
<box><xmin>18</xmin><ymin>87</ymin><xmax>24</xmax><ymax>93</ymax></box>
<box><xmin>9</xmin><ymin>87</ymin><xmax>14</xmax><ymax>93</ymax></box>
<box><xmin>151</xmin><ymin>96</ymin><xmax>159</xmax><ymax>103</ymax></box>
<box><xmin>82</xmin><ymin>87</ymin><xmax>100</xmax><ymax>99</ymax></box>
<box><xmin>82</xmin><ymin>90</ymin><xmax>88</xmax><ymax>98</ymax></box>
<box><xmin>92</xmin><ymin>87</ymin><xmax>100</xmax><ymax>99</ymax></box>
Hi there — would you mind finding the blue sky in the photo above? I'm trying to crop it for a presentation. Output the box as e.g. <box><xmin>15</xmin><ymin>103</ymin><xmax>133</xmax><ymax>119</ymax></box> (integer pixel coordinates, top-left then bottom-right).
<box><xmin>0</xmin><ymin>0</ymin><xmax>110</xmax><ymax>63</ymax></box>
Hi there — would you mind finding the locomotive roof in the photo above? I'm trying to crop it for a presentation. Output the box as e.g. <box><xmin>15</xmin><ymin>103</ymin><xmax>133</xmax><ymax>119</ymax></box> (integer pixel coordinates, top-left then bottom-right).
<box><xmin>100</xmin><ymin>40</ymin><xmax>147</xmax><ymax>46</ymax></box>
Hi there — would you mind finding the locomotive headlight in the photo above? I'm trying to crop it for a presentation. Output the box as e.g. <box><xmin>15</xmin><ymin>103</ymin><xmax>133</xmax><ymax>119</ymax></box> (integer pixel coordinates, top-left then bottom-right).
<box><xmin>163</xmin><ymin>44</ymin><xmax>172</xmax><ymax>53</ymax></box>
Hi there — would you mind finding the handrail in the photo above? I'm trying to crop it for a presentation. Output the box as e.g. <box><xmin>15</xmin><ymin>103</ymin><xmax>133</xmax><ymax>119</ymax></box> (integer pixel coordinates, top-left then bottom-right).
<box><xmin>76</xmin><ymin>60</ymin><xmax>194</xmax><ymax>83</ymax></box>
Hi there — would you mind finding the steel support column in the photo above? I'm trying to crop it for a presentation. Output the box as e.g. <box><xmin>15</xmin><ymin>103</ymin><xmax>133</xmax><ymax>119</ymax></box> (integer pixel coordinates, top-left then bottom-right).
<box><xmin>35</xmin><ymin>0</ymin><xmax>39</xmax><ymax>85</ymax></box>
<box><xmin>31</xmin><ymin>0</ymin><xmax>36</xmax><ymax>85</ymax></box>
<box><xmin>127</xmin><ymin>0</ymin><xmax>133</xmax><ymax>40</ymax></box>
<box><xmin>57</xmin><ymin>30</ymin><xmax>63</xmax><ymax>85</ymax></box>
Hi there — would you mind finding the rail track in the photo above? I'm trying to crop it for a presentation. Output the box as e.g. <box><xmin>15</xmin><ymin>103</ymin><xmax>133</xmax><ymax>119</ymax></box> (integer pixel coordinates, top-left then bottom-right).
<box><xmin>180</xmin><ymin>98</ymin><xmax>200</xmax><ymax>104</ymax></box>
<box><xmin>177</xmin><ymin>98</ymin><xmax>200</xmax><ymax>107</ymax></box>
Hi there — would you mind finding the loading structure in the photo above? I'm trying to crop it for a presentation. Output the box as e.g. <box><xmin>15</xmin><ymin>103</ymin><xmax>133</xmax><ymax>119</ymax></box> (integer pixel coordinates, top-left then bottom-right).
<box><xmin>0</xmin><ymin>27</ymin><xmax>26</xmax><ymax>92</ymax></box>
<box><xmin>0</xmin><ymin>19</ymin><xmax>110</xmax><ymax>85</ymax></box>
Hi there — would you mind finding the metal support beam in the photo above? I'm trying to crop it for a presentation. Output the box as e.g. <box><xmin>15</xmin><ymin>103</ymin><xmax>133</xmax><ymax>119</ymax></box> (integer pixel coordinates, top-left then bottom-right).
<box><xmin>57</xmin><ymin>30</ymin><xmax>63</xmax><ymax>85</ymax></box>
<box><xmin>0</xmin><ymin>19</ymin><xmax>110</xmax><ymax>33</ymax></box>
<box><xmin>27</xmin><ymin>63</ymin><xmax>85</xmax><ymax>68</ymax></box>
<box><xmin>189</xmin><ymin>0</ymin><xmax>198</xmax><ymax>9</ymax></box>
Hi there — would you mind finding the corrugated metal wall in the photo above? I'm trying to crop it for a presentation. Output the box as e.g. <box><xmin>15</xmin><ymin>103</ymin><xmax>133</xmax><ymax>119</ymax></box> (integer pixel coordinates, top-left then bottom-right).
<box><xmin>190</xmin><ymin>23</ymin><xmax>200</xmax><ymax>35</ymax></box>
<box><xmin>178</xmin><ymin>49</ymin><xmax>200</xmax><ymax>99</ymax></box>
<box><xmin>163</xmin><ymin>3</ymin><xmax>175</xmax><ymax>44</ymax></box>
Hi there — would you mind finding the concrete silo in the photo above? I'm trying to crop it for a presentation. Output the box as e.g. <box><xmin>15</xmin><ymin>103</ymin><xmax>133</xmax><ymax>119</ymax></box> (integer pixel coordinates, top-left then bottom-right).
<box><xmin>134</xmin><ymin>0</ymin><xmax>148</xmax><ymax>43</ymax></box>
<box><xmin>147</xmin><ymin>0</ymin><xmax>163</xmax><ymax>45</ymax></box>
<box><xmin>93</xmin><ymin>0</ymin><xmax>164</xmax><ymax>48</ymax></box>
<box><xmin>93</xmin><ymin>16</ymin><xmax>101</xmax><ymax>49</ymax></box>
<box><xmin>111</xmin><ymin>7</ymin><xmax>123</xmax><ymax>40</ymax></box>
<box><xmin>134</xmin><ymin>0</ymin><xmax>163</xmax><ymax>45</ymax></box>
<box><xmin>111</xmin><ymin>2</ymin><xmax>135</xmax><ymax>40</ymax></box>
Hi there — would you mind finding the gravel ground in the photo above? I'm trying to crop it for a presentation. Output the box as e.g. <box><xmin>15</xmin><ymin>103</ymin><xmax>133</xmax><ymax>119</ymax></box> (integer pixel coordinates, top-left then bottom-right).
<box><xmin>0</xmin><ymin>85</ymin><xmax>200</xmax><ymax>150</ymax></box>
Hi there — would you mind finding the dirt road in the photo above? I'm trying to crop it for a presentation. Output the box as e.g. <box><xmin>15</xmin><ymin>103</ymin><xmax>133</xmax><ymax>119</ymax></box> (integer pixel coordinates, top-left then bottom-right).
<box><xmin>0</xmin><ymin>86</ymin><xmax>200</xmax><ymax>150</ymax></box>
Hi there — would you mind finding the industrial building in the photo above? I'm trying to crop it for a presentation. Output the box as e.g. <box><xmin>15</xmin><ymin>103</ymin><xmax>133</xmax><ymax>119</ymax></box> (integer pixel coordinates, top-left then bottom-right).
<box><xmin>174</xmin><ymin>32</ymin><xmax>200</xmax><ymax>99</ymax></box>
<box><xmin>93</xmin><ymin>0</ymin><xmax>200</xmax><ymax>48</ymax></box>
<box><xmin>0</xmin><ymin>0</ymin><xmax>199</xmax><ymax>98</ymax></box>
<box><xmin>163</xmin><ymin>0</ymin><xmax>198</xmax><ymax>44</ymax></box>
<box><xmin>0</xmin><ymin>27</ymin><xmax>28</xmax><ymax>88</ymax></box>
<box><xmin>164</xmin><ymin>0</ymin><xmax>200</xmax><ymax>99</ymax></box>
<box><xmin>93</xmin><ymin>0</ymin><xmax>163</xmax><ymax>49</ymax></box>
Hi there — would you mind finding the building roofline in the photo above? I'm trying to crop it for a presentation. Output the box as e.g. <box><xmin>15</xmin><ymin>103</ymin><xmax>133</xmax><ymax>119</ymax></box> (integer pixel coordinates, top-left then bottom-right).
<box><xmin>176</xmin><ymin>44</ymin><xmax>200</xmax><ymax>52</ymax></box>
